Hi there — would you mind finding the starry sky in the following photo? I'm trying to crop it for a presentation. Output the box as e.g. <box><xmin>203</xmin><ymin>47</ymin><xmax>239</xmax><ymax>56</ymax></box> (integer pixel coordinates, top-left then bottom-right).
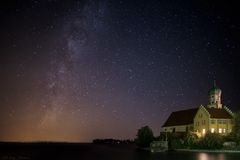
<box><xmin>0</xmin><ymin>0</ymin><xmax>240</xmax><ymax>142</ymax></box>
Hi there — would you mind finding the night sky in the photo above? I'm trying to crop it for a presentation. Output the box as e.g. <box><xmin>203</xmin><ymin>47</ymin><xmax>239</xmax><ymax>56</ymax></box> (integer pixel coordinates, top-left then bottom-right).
<box><xmin>1</xmin><ymin>0</ymin><xmax>240</xmax><ymax>142</ymax></box>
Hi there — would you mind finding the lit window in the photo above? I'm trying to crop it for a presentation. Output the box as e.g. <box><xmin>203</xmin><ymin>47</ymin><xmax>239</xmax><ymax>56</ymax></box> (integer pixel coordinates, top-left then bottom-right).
<box><xmin>219</xmin><ymin>128</ymin><xmax>222</xmax><ymax>133</ymax></box>
<box><xmin>203</xmin><ymin>129</ymin><xmax>206</xmax><ymax>134</ymax></box>
<box><xmin>211</xmin><ymin>128</ymin><xmax>215</xmax><ymax>133</ymax></box>
<box><xmin>223</xmin><ymin>129</ymin><xmax>226</xmax><ymax>133</ymax></box>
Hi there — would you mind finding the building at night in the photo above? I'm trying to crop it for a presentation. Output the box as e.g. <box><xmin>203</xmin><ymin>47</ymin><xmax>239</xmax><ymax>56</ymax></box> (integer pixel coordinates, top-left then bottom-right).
<box><xmin>162</xmin><ymin>84</ymin><xmax>234</xmax><ymax>137</ymax></box>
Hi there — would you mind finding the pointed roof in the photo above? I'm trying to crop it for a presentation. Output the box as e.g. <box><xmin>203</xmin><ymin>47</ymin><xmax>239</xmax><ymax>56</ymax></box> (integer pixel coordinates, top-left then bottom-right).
<box><xmin>205</xmin><ymin>107</ymin><xmax>233</xmax><ymax>119</ymax></box>
<box><xmin>162</xmin><ymin>108</ymin><xmax>198</xmax><ymax>127</ymax></box>
<box><xmin>209</xmin><ymin>80</ymin><xmax>221</xmax><ymax>94</ymax></box>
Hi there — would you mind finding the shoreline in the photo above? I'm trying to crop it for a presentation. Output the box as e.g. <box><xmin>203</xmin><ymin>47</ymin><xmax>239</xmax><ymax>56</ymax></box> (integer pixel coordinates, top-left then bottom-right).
<box><xmin>139</xmin><ymin>147</ymin><xmax>240</xmax><ymax>153</ymax></box>
<box><xmin>176</xmin><ymin>149</ymin><xmax>240</xmax><ymax>153</ymax></box>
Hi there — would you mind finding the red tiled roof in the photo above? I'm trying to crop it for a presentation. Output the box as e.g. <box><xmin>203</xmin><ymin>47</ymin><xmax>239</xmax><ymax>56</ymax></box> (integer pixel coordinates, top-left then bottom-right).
<box><xmin>162</xmin><ymin>108</ymin><xmax>198</xmax><ymax>127</ymax></box>
<box><xmin>205</xmin><ymin>107</ymin><xmax>233</xmax><ymax>119</ymax></box>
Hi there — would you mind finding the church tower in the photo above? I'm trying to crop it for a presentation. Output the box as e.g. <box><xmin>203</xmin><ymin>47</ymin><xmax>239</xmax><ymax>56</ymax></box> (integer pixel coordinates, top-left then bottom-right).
<box><xmin>208</xmin><ymin>81</ymin><xmax>222</xmax><ymax>109</ymax></box>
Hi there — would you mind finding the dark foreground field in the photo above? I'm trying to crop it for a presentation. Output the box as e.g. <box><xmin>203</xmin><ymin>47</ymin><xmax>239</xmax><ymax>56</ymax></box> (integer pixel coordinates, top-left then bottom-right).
<box><xmin>1</xmin><ymin>142</ymin><xmax>240</xmax><ymax>160</ymax></box>
<box><xmin>0</xmin><ymin>142</ymin><xmax>142</xmax><ymax>160</ymax></box>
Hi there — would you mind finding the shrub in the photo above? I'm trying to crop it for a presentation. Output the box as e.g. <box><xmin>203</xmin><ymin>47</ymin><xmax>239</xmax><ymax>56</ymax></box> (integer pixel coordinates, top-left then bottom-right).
<box><xmin>235</xmin><ymin>145</ymin><xmax>240</xmax><ymax>150</ymax></box>
<box><xmin>169</xmin><ymin>137</ymin><xmax>184</xmax><ymax>149</ymax></box>
<box><xmin>196</xmin><ymin>133</ymin><xmax>223</xmax><ymax>149</ymax></box>
<box><xmin>224</xmin><ymin>133</ymin><xmax>235</xmax><ymax>142</ymax></box>
<box><xmin>232</xmin><ymin>112</ymin><xmax>240</xmax><ymax>144</ymax></box>
<box><xmin>184</xmin><ymin>133</ymin><xmax>198</xmax><ymax>148</ymax></box>
<box><xmin>155</xmin><ymin>134</ymin><xmax>166</xmax><ymax>141</ymax></box>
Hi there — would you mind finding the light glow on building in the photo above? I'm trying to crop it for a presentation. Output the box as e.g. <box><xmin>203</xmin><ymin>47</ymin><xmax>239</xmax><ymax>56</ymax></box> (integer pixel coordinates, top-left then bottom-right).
<box><xmin>219</xmin><ymin>128</ymin><xmax>222</xmax><ymax>133</ymax></box>
<box><xmin>202</xmin><ymin>129</ymin><xmax>206</xmax><ymax>134</ymax></box>
<box><xmin>211</xmin><ymin>128</ymin><xmax>215</xmax><ymax>133</ymax></box>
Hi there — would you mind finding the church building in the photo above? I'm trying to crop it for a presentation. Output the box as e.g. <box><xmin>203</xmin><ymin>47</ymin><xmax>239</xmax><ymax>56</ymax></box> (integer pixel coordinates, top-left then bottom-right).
<box><xmin>162</xmin><ymin>83</ymin><xmax>234</xmax><ymax>137</ymax></box>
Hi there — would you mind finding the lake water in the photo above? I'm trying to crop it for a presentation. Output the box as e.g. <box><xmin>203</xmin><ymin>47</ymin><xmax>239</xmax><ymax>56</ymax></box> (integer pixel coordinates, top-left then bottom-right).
<box><xmin>0</xmin><ymin>143</ymin><xmax>240</xmax><ymax>160</ymax></box>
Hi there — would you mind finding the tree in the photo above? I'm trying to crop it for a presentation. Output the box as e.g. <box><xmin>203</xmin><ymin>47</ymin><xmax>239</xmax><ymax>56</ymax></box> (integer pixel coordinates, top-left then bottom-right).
<box><xmin>232</xmin><ymin>112</ymin><xmax>240</xmax><ymax>144</ymax></box>
<box><xmin>135</xmin><ymin>126</ymin><xmax>154</xmax><ymax>148</ymax></box>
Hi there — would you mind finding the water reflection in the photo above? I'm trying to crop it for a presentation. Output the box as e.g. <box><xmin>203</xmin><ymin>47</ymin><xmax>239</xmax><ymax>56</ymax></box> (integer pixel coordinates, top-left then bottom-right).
<box><xmin>1</xmin><ymin>143</ymin><xmax>240</xmax><ymax>160</ymax></box>
<box><xmin>198</xmin><ymin>153</ymin><xmax>225</xmax><ymax>160</ymax></box>
<box><xmin>198</xmin><ymin>153</ymin><xmax>208</xmax><ymax>160</ymax></box>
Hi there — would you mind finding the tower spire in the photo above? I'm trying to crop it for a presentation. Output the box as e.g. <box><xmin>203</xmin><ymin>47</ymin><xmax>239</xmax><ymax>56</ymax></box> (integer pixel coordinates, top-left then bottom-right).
<box><xmin>214</xmin><ymin>80</ymin><xmax>216</xmax><ymax>87</ymax></box>
<box><xmin>208</xmin><ymin>81</ymin><xmax>222</xmax><ymax>109</ymax></box>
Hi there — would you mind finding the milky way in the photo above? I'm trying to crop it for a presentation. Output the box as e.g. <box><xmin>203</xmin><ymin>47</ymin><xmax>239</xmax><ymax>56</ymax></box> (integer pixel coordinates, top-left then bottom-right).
<box><xmin>0</xmin><ymin>0</ymin><xmax>240</xmax><ymax>142</ymax></box>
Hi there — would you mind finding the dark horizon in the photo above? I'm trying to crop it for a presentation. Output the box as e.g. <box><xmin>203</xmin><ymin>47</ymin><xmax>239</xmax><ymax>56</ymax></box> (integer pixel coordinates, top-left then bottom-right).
<box><xmin>1</xmin><ymin>0</ymin><xmax>240</xmax><ymax>142</ymax></box>
<box><xmin>0</xmin><ymin>138</ymin><xmax>133</xmax><ymax>143</ymax></box>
